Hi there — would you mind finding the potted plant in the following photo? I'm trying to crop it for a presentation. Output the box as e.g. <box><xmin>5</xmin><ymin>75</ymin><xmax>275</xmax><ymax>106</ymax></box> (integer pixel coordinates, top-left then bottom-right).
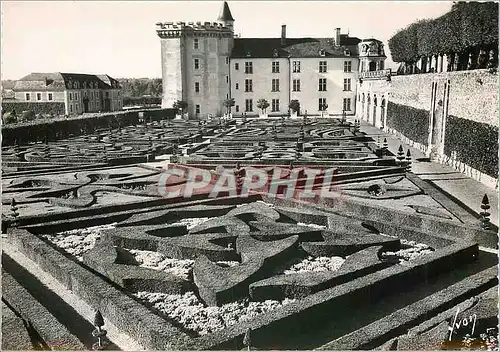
<box><xmin>173</xmin><ymin>100</ymin><xmax>188</xmax><ymax>119</ymax></box>
<box><xmin>223</xmin><ymin>98</ymin><xmax>235</xmax><ymax>119</ymax></box>
<box><xmin>256</xmin><ymin>99</ymin><xmax>269</xmax><ymax>118</ymax></box>
<box><xmin>289</xmin><ymin>100</ymin><xmax>300</xmax><ymax>118</ymax></box>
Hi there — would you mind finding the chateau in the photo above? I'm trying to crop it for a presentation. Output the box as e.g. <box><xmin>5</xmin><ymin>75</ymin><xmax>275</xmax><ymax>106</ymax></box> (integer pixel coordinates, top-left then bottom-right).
<box><xmin>10</xmin><ymin>72</ymin><xmax>123</xmax><ymax>116</ymax></box>
<box><xmin>156</xmin><ymin>1</ymin><xmax>387</xmax><ymax>119</ymax></box>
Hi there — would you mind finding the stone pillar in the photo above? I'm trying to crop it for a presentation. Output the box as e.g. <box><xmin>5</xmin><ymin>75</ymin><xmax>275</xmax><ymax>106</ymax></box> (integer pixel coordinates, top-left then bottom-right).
<box><xmin>443</xmin><ymin>54</ymin><xmax>449</xmax><ymax>72</ymax></box>
<box><xmin>374</xmin><ymin>104</ymin><xmax>383</xmax><ymax>129</ymax></box>
<box><xmin>426</xmin><ymin>56</ymin><xmax>432</xmax><ymax>73</ymax></box>
<box><xmin>382</xmin><ymin>96</ymin><xmax>389</xmax><ymax>132</ymax></box>
<box><xmin>437</xmin><ymin>55</ymin><xmax>443</xmax><ymax>73</ymax></box>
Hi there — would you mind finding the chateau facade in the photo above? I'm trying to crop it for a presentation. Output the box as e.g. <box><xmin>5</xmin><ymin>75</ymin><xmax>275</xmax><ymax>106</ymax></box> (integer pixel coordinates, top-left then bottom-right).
<box><xmin>157</xmin><ymin>2</ymin><xmax>387</xmax><ymax>119</ymax></box>
<box><xmin>11</xmin><ymin>72</ymin><xmax>123</xmax><ymax>116</ymax></box>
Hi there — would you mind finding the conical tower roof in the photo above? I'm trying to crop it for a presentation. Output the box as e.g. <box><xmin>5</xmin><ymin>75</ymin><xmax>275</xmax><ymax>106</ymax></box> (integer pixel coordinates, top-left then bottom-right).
<box><xmin>218</xmin><ymin>1</ymin><xmax>234</xmax><ymax>22</ymax></box>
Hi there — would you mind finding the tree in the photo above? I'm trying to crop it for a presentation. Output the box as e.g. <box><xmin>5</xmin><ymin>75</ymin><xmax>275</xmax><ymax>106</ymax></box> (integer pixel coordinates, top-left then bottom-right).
<box><xmin>289</xmin><ymin>100</ymin><xmax>300</xmax><ymax>114</ymax></box>
<box><xmin>3</xmin><ymin>111</ymin><xmax>17</xmax><ymax>124</ymax></box>
<box><xmin>22</xmin><ymin>110</ymin><xmax>36</xmax><ymax>122</ymax></box>
<box><xmin>256</xmin><ymin>99</ymin><xmax>269</xmax><ymax>116</ymax></box>
<box><xmin>223</xmin><ymin>98</ymin><xmax>235</xmax><ymax>116</ymax></box>
<box><xmin>173</xmin><ymin>100</ymin><xmax>188</xmax><ymax>117</ymax></box>
<box><xmin>320</xmin><ymin>102</ymin><xmax>328</xmax><ymax>118</ymax></box>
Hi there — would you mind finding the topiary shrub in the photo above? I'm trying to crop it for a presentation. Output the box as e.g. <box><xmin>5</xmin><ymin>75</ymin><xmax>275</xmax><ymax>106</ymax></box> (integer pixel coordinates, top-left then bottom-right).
<box><xmin>386</xmin><ymin>102</ymin><xmax>430</xmax><ymax>146</ymax></box>
<box><xmin>3</xmin><ymin>112</ymin><xmax>17</xmax><ymax>124</ymax></box>
<box><xmin>444</xmin><ymin>115</ymin><xmax>498</xmax><ymax>178</ymax></box>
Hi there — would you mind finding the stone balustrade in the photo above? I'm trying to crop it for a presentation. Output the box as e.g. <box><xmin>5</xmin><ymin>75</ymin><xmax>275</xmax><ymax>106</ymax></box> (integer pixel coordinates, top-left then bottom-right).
<box><xmin>360</xmin><ymin>69</ymin><xmax>392</xmax><ymax>80</ymax></box>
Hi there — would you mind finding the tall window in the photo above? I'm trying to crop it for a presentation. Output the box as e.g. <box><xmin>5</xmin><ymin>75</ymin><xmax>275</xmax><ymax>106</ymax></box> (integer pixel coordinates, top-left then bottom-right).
<box><xmin>235</xmin><ymin>83</ymin><xmax>239</xmax><ymax>90</ymax></box>
<box><xmin>272</xmin><ymin>79</ymin><xmax>280</xmax><ymax>92</ymax></box>
<box><xmin>194</xmin><ymin>38</ymin><xmax>199</xmax><ymax>49</ymax></box>
<box><xmin>75</xmin><ymin>92</ymin><xmax>78</xmax><ymax>100</ymax></box>
<box><xmin>343</xmin><ymin>78</ymin><xmax>351</xmax><ymax>91</ymax></box>
<box><xmin>319</xmin><ymin>61</ymin><xmax>327</xmax><ymax>73</ymax></box>
<box><xmin>196</xmin><ymin>104</ymin><xmax>200</xmax><ymax>114</ymax></box>
<box><xmin>36</xmin><ymin>93</ymin><xmax>42</xmax><ymax>101</ymax></box>
<box><xmin>245</xmin><ymin>79</ymin><xmax>253</xmax><ymax>92</ymax></box>
<box><xmin>272</xmin><ymin>61</ymin><xmax>280</xmax><ymax>73</ymax></box>
<box><xmin>271</xmin><ymin>99</ymin><xmax>280</xmax><ymax>112</ymax></box>
<box><xmin>380</xmin><ymin>61</ymin><xmax>385</xmax><ymax>70</ymax></box>
<box><xmin>343</xmin><ymin>98</ymin><xmax>352</xmax><ymax>111</ymax></box>
<box><xmin>226</xmin><ymin>57</ymin><xmax>229</xmax><ymax>64</ymax></box>
<box><xmin>293</xmin><ymin>61</ymin><xmax>301</xmax><ymax>73</ymax></box>
<box><xmin>48</xmin><ymin>93</ymin><xmax>53</xmax><ymax>101</ymax></box>
<box><xmin>245</xmin><ymin>62</ymin><xmax>253</xmax><ymax>74</ymax></box>
<box><xmin>344</xmin><ymin>61</ymin><xmax>352</xmax><ymax>72</ymax></box>
<box><xmin>195</xmin><ymin>82</ymin><xmax>200</xmax><ymax>93</ymax></box>
<box><xmin>235</xmin><ymin>105</ymin><xmax>239</xmax><ymax>112</ymax></box>
<box><xmin>318</xmin><ymin>78</ymin><xmax>327</xmax><ymax>91</ymax></box>
<box><xmin>235</xmin><ymin>62</ymin><xmax>239</xmax><ymax>70</ymax></box>
<box><xmin>25</xmin><ymin>93</ymin><xmax>31</xmax><ymax>101</ymax></box>
<box><xmin>245</xmin><ymin>99</ymin><xmax>253</xmax><ymax>112</ymax></box>
<box><xmin>68</xmin><ymin>92</ymin><xmax>72</xmax><ymax>100</ymax></box>
<box><xmin>319</xmin><ymin>98</ymin><xmax>327</xmax><ymax>111</ymax></box>
<box><xmin>70</xmin><ymin>105</ymin><xmax>73</xmax><ymax>113</ymax></box>
<box><xmin>194</xmin><ymin>59</ymin><xmax>200</xmax><ymax>69</ymax></box>
<box><xmin>292</xmin><ymin>79</ymin><xmax>301</xmax><ymax>92</ymax></box>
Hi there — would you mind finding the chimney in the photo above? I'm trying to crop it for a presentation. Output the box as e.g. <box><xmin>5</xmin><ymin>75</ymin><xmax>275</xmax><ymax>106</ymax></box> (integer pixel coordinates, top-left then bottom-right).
<box><xmin>335</xmin><ymin>28</ymin><xmax>341</xmax><ymax>46</ymax></box>
<box><xmin>281</xmin><ymin>25</ymin><xmax>286</xmax><ymax>46</ymax></box>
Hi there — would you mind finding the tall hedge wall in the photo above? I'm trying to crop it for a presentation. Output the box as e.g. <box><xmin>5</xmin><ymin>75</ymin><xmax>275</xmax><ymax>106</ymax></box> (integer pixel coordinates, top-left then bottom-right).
<box><xmin>386</xmin><ymin>102</ymin><xmax>430</xmax><ymax>146</ymax></box>
<box><xmin>389</xmin><ymin>2</ymin><xmax>498</xmax><ymax>63</ymax></box>
<box><xmin>2</xmin><ymin>102</ymin><xmax>65</xmax><ymax>116</ymax></box>
<box><xmin>1</xmin><ymin>111</ymin><xmax>140</xmax><ymax>146</ymax></box>
<box><xmin>444</xmin><ymin>115</ymin><xmax>498</xmax><ymax>178</ymax></box>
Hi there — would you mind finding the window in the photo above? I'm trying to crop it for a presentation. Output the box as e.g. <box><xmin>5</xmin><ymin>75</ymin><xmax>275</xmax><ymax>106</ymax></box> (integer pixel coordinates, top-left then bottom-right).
<box><xmin>226</xmin><ymin>57</ymin><xmax>229</xmax><ymax>64</ymax></box>
<box><xmin>343</xmin><ymin>78</ymin><xmax>351</xmax><ymax>91</ymax></box>
<box><xmin>25</xmin><ymin>93</ymin><xmax>31</xmax><ymax>101</ymax></box>
<box><xmin>271</xmin><ymin>99</ymin><xmax>280</xmax><ymax>112</ymax></box>
<box><xmin>106</xmin><ymin>92</ymin><xmax>109</xmax><ymax>98</ymax></box>
<box><xmin>74</xmin><ymin>92</ymin><xmax>78</xmax><ymax>100</ymax></box>
<box><xmin>226</xmin><ymin>76</ymin><xmax>229</xmax><ymax>83</ymax></box>
<box><xmin>272</xmin><ymin>61</ymin><xmax>280</xmax><ymax>73</ymax></box>
<box><xmin>272</xmin><ymin>79</ymin><xmax>280</xmax><ymax>92</ymax></box>
<box><xmin>245</xmin><ymin>79</ymin><xmax>253</xmax><ymax>92</ymax></box>
<box><xmin>319</xmin><ymin>98</ymin><xmax>327</xmax><ymax>111</ymax></box>
<box><xmin>48</xmin><ymin>93</ymin><xmax>53</xmax><ymax>101</ymax></box>
<box><xmin>235</xmin><ymin>83</ymin><xmax>239</xmax><ymax>90</ymax></box>
<box><xmin>235</xmin><ymin>105</ymin><xmax>239</xmax><ymax>112</ymax></box>
<box><xmin>69</xmin><ymin>92</ymin><xmax>72</xmax><ymax>100</ymax></box>
<box><xmin>245</xmin><ymin>62</ymin><xmax>253</xmax><ymax>74</ymax></box>
<box><xmin>343</xmin><ymin>98</ymin><xmax>352</xmax><ymax>111</ymax></box>
<box><xmin>292</xmin><ymin>79</ymin><xmax>301</xmax><ymax>92</ymax></box>
<box><xmin>319</xmin><ymin>49</ymin><xmax>326</xmax><ymax>57</ymax></box>
<box><xmin>70</xmin><ymin>105</ymin><xmax>73</xmax><ymax>113</ymax></box>
<box><xmin>235</xmin><ymin>62</ymin><xmax>239</xmax><ymax>70</ymax></box>
<box><xmin>195</xmin><ymin>82</ymin><xmax>200</xmax><ymax>93</ymax></box>
<box><xmin>319</xmin><ymin>61</ymin><xmax>327</xmax><ymax>73</ymax></box>
<box><xmin>293</xmin><ymin>61</ymin><xmax>301</xmax><ymax>73</ymax></box>
<box><xmin>76</xmin><ymin>103</ymin><xmax>79</xmax><ymax>111</ymax></box>
<box><xmin>344</xmin><ymin>61</ymin><xmax>352</xmax><ymax>73</ymax></box>
<box><xmin>319</xmin><ymin>78</ymin><xmax>327</xmax><ymax>91</ymax></box>
<box><xmin>36</xmin><ymin>93</ymin><xmax>42</xmax><ymax>101</ymax></box>
<box><xmin>245</xmin><ymin>99</ymin><xmax>253</xmax><ymax>112</ymax></box>
<box><xmin>194</xmin><ymin>59</ymin><xmax>200</xmax><ymax>69</ymax></box>
<box><xmin>196</xmin><ymin>104</ymin><xmax>200</xmax><ymax>114</ymax></box>
<box><xmin>194</xmin><ymin>38</ymin><xmax>199</xmax><ymax>49</ymax></box>
<box><xmin>380</xmin><ymin>61</ymin><xmax>385</xmax><ymax>70</ymax></box>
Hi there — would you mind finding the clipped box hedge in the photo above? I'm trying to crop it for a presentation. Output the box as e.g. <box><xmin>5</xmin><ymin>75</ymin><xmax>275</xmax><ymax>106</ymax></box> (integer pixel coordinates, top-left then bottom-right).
<box><xmin>386</xmin><ymin>102</ymin><xmax>430</xmax><ymax>146</ymax></box>
<box><xmin>444</xmin><ymin>115</ymin><xmax>499</xmax><ymax>178</ymax></box>
<box><xmin>2</xmin><ymin>101</ymin><xmax>66</xmax><ymax>116</ymax></box>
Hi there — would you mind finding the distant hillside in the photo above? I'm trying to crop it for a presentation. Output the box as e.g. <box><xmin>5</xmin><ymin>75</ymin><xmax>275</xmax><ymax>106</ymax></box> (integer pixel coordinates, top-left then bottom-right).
<box><xmin>117</xmin><ymin>78</ymin><xmax>162</xmax><ymax>99</ymax></box>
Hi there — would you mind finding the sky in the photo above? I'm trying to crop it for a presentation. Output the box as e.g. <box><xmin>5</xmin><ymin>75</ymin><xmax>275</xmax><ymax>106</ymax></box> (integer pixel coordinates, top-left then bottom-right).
<box><xmin>1</xmin><ymin>1</ymin><xmax>453</xmax><ymax>80</ymax></box>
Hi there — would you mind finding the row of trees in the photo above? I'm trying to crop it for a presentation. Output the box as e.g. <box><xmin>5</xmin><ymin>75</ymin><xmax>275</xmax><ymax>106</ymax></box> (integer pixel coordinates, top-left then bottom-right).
<box><xmin>172</xmin><ymin>99</ymin><xmax>305</xmax><ymax>118</ymax></box>
<box><xmin>118</xmin><ymin>78</ymin><xmax>162</xmax><ymax>99</ymax></box>
<box><xmin>389</xmin><ymin>2</ymin><xmax>498</xmax><ymax>72</ymax></box>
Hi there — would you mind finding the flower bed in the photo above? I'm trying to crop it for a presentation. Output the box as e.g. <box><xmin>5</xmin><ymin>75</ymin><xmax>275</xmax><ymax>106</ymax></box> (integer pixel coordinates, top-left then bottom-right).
<box><xmin>134</xmin><ymin>291</ymin><xmax>296</xmax><ymax>336</ymax></box>
<box><xmin>42</xmin><ymin>223</ymin><xmax>117</xmax><ymax>261</ymax></box>
<box><xmin>380</xmin><ymin>237</ymin><xmax>434</xmax><ymax>264</ymax></box>
<box><xmin>283</xmin><ymin>256</ymin><xmax>345</xmax><ymax>274</ymax></box>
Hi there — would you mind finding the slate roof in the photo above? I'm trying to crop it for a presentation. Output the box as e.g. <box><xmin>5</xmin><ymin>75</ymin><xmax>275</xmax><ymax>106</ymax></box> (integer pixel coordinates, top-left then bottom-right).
<box><xmin>231</xmin><ymin>35</ymin><xmax>361</xmax><ymax>59</ymax></box>
<box><xmin>13</xmin><ymin>72</ymin><xmax>121</xmax><ymax>91</ymax></box>
<box><xmin>218</xmin><ymin>1</ymin><xmax>234</xmax><ymax>22</ymax></box>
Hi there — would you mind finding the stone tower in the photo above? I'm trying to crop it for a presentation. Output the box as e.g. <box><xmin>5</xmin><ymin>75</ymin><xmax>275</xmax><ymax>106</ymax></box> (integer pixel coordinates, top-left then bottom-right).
<box><xmin>358</xmin><ymin>39</ymin><xmax>387</xmax><ymax>72</ymax></box>
<box><xmin>156</xmin><ymin>1</ymin><xmax>234</xmax><ymax>119</ymax></box>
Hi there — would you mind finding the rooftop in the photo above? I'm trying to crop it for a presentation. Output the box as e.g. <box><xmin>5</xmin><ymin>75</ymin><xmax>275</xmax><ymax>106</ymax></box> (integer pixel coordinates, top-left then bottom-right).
<box><xmin>13</xmin><ymin>73</ymin><xmax>121</xmax><ymax>91</ymax></box>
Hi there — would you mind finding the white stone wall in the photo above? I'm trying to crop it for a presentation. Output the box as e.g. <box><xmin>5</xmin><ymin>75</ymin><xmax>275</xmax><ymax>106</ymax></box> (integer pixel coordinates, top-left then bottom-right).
<box><xmin>161</xmin><ymin>38</ymin><xmax>184</xmax><ymax>110</ymax></box>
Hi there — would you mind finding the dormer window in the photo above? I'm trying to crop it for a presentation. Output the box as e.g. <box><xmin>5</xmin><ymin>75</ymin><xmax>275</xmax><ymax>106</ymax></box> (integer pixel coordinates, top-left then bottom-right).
<box><xmin>273</xmin><ymin>49</ymin><xmax>279</xmax><ymax>57</ymax></box>
<box><xmin>319</xmin><ymin>49</ymin><xmax>326</xmax><ymax>57</ymax></box>
<box><xmin>246</xmin><ymin>51</ymin><xmax>251</xmax><ymax>57</ymax></box>
<box><xmin>344</xmin><ymin>49</ymin><xmax>351</xmax><ymax>56</ymax></box>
